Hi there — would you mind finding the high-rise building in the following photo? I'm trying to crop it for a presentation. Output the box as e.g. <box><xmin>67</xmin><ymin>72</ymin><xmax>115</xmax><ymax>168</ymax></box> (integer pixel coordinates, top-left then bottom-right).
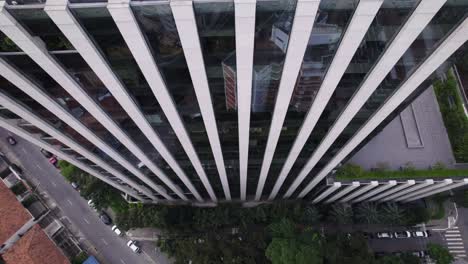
<box><xmin>0</xmin><ymin>0</ymin><xmax>466</xmax><ymax>205</ymax></box>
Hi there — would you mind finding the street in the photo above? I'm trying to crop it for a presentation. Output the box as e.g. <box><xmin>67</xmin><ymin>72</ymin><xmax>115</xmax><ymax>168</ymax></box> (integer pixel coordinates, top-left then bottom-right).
<box><xmin>0</xmin><ymin>127</ymin><xmax>166</xmax><ymax>264</ymax></box>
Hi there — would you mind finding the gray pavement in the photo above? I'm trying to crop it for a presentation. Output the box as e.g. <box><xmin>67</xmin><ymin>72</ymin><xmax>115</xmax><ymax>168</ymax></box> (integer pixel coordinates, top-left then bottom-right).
<box><xmin>349</xmin><ymin>87</ymin><xmax>456</xmax><ymax>170</ymax></box>
<box><xmin>0</xmin><ymin>127</ymin><xmax>166</xmax><ymax>264</ymax></box>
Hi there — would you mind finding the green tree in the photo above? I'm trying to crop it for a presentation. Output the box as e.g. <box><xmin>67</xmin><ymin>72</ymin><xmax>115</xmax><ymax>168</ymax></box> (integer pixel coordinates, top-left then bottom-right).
<box><xmin>427</xmin><ymin>243</ymin><xmax>454</xmax><ymax>264</ymax></box>
<box><xmin>301</xmin><ymin>205</ymin><xmax>322</xmax><ymax>225</ymax></box>
<box><xmin>381</xmin><ymin>203</ymin><xmax>405</xmax><ymax>225</ymax></box>
<box><xmin>266</xmin><ymin>220</ymin><xmax>323</xmax><ymax>264</ymax></box>
<box><xmin>329</xmin><ymin>203</ymin><xmax>354</xmax><ymax>224</ymax></box>
<box><xmin>356</xmin><ymin>203</ymin><xmax>381</xmax><ymax>224</ymax></box>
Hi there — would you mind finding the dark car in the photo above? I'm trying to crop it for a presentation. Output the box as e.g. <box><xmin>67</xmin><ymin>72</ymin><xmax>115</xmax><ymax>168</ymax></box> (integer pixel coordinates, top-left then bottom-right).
<box><xmin>40</xmin><ymin>148</ymin><xmax>53</xmax><ymax>158</ymax></box>
<box><xmin>7</xmin><ymin>136</ymin><xmax>16</xmax><ymax>145</ymax></box>
<box><xmin>99</xmin><ymin>212</ymin><xmax>112</xmax><ymax>225</ymax></box>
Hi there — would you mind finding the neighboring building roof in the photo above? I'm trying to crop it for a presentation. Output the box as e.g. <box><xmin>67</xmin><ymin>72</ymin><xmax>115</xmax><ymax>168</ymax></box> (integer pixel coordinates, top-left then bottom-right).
<box><xmin>0</xmin><ymin>180</ymin><xmax>31</xmax><ymax>244</ymax></box>
<box><xmin>2</xmin><ymin>225</ymin><xmax>70</xmax><ymax>264</ymax></box>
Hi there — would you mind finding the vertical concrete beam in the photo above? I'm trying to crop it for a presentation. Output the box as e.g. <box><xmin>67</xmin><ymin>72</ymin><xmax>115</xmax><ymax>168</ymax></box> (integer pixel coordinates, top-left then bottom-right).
<box><xmin>381</xmin><ymin>179</ymin><xmax>434</xmax><ymax>202</ymax></box>
<box><xmin>0</xmin><ymin>117</ymin><xmax>145</xmax><ymax>202</ymax></box>
<box><xmin>368</xmin><ymin>180</ymin><xmax>415</xmax><ymax>202</ymax></box>
<box><xmin>0</xmin><ymin>93</ymin><xmax>159</xmax><ymax>200</ymax></box>
<box><xmin>106</xmin><ymin>0</ymin><xmax>213</xmax><ymax>202</ymax></box>
<box><xmin>395</xmin><ymin>179</ymin><xmax>453</xmax><ymax>201</ymax></box>
<box><xmin>234</xmin><ymin>0</ymin><xmax>256</xmax><ymax>200</ymax></box>
<box><xmin>45</xmin><ymin>0</ymin><xmax>194</xmax><ymax>201</ymax></box>
<box><xmin>340</xmin><ymin>181</ymin><xmax>378</xmax><ymax>203</ymax></box>
<box><xmin>352</xmin><ymin>180</ymin><xmax>397</xmax><ymax>203</ymax></box>
<box><xmin>311</xmin><ymin>182</ymin><xmax>342</xmax><ymax>204</ymax></box>
<box><xmin>270</xmin><ymin>0</ymin><xmax>383</xmax><ymax>200</ymax></box>
<box><xmin>324</xmin><ymin>182</ymin><xmax>360</xmax><ymax>203</ymax></box>
<box><xmin>300</xmin><ymin>16</ymin><xmax>468</xmax><ymax>199</ymax></box>
<box><xmin>253</xmin><ymin>0</ymin><xmax>320</xmax><ymax>200</ymax></box>
<box><xmin>291</xmin><ymin>0</ymin><xmax>448</xmax><ymax>198</ymax></box>
<box><xmin>404</xmin><ymin>179</ymin><xmax>468</xmax><ymax>202</ymax></box>
<box><xmin>171</xmin><ymin>0</ymin><xmax>229</xmax><ymax>200</ymax></box>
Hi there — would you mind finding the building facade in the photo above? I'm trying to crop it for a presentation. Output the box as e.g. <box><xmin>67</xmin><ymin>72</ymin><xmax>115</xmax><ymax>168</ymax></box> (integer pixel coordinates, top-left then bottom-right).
<box><xmin>0</xmin><ymin>0</ymin><xmax>466</xmax><ymax>204</ymax></box>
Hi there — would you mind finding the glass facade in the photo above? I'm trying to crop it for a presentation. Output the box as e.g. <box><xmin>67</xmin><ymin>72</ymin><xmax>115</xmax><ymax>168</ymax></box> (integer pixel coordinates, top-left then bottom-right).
<box><xmin>247</xmin><ymin>0</ymin><xmax>297</xmax><ymax>196</ymax></box>
<box><xmin>193</xmin><ymin>1</ymin><xmax>238</xmax><ymax>197</ymax></box>
<box><xmin>292</xmin><ymin>0</ymin><xmax>468</xmax><ymax>197</ymax></box>
<box><xmin>131</xmin><ymin>4</ymin><xmax>220</xmax><ymax>198</ymax></box>
<box><xmin>276</xmin><ymin>0</ymin><xmax>420</xmax><ymax>197</ymax></box>
<box><xmin>0</xmin><ymin>0</ymin><xmax>463</xmax><ymax>202</ymax></box>
<box><xmin>263</xmin><ymin>0</ymin><xmax>358</xmax><ymax>196</ymax></box>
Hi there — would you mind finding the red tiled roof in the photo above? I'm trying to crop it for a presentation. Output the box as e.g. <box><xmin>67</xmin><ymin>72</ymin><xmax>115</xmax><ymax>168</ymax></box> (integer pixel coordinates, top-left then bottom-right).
<box><xmin>0</xmin><ymin>180</ymin><xmax>31</xmax><ymax>244</ymax></box>
<box><xmin>2</xmin><ymin>225</ymin><xmax>70</xmax><ymax>264</ymax></box>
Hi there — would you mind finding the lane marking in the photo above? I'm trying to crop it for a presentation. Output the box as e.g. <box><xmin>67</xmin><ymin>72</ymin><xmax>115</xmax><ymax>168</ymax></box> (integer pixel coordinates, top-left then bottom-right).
<box><xmin>445</xmin><ymin>234</ymin><xmax>461</xmax><ymax>237</ymax></box>
<box><xmin>448</xmin><ymin>242</ymin><xmax>464</xmax><ymax>245</ymax></box>
<box><xmin>67</xmin><ymin>199</ymin><xmax>73</xmax><ymax>206</ymax></box>
<box><xmin>51</xmin><ymin>182</ymin><xmax>57</xmax><ymax>187</ymax></box>
<box><xmin>101</xmin><ymin>238</ymin><xmax>108</xmax><ymax>246</ymax></box>
<box><xmin>446</xmin><ymin>238</ymin><xmax>463</xmax><ymax>241</ymax></box>
<box><xmin>35</xmin><ymin>164</ymin><xmax>42</xmax><ymax>170</ymax></box>
<box><xmin>448</xmin><ymin>246</ymin><xmax>465</xmax><ymax>249</ymax></box>
<box><xmin>447</xmin><ymin>230</ymin><xmax>460</xmax><ymax>233</ymax></box>
<box><xmin>453</xmin><ymin>226</ymin><xmax>459</xmax><ymax>229</ymax></box>
<box><xmin>457</xmin><ymin>254</ymin><xmax>467</xmax><ymax>257</ymax></box>
<box><xmin>83</xmin><ymin>218</ymin><xmax>90</xmax><ymax>224</ymax></box>
<box><xmin>120</xmin><ymin>259</ymin><xmax>127</xmax><ymax>264</ymax></box>
<box><xmin>450</xmin><ymin>250</ymin><xmax>466</xmax><ymax>253</ymax></box>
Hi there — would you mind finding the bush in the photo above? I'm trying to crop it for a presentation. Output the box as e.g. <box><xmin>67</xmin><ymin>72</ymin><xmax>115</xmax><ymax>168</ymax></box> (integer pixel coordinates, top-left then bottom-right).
<box><xmin>427</xmin><ymin>243</ymin><xmax>454</xmax><ymax>264</ymax></box>
<box><xmin>11</xmin><ymin>182</ymin><xmax>27</xmax><ymax>195</ymax></box>
<box><xmin>434</xmin><ymin>72</ymin><xmax>468</xmax><ymax>163</ymax></box>
<box><xmin>71</xmin><ymin>252</ymin><xmax>88</xmax><ymax>264</ymax></box>
<box><xmin>336</xmin><ymin>164</ymin><xmax>364</xmax><ymax>178</ymax></box>
<box><xmin>58</xmin><ymin>160</ymin><xmax>80</xmax><ymax>182</ymax></box>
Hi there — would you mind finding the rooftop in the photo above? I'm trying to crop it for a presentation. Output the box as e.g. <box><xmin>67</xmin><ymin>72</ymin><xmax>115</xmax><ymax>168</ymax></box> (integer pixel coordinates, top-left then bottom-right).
<box><xmin>0</xmin><ymin>180</ymin><xmax>31</xmax><ymax>245</ymax></box>
<box><xmin>2</xmin><ymin>225</ymin><xmax>70</xmax><ymax>264</ymax></box>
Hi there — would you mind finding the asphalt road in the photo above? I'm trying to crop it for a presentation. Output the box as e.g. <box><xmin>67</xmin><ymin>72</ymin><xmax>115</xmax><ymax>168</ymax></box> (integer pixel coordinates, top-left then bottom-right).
<box><xmin>0</xmin><ymin>128</ymin><xmax>155</xmax><ymax>264</ymax></box>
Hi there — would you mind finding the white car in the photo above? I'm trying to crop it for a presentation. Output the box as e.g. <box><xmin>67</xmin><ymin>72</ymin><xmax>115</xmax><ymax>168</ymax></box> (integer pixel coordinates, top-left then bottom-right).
<box><xmin>112</xmin><ymin>225</ymin><xmax>123</xmax><ymax>236</ymax></box>
<box><xmin>376</xmin><ymin>232</ymin><xmax>393</xmax><ymax>239</ymax></box>
<box><xmin>127</xmin><ymin>240</ymin><xmax>141</xmax><ymax>253</ymax></box>
<box><xmin>394</xmin><ymin>231</ymin><xmax>411</xmax><ymax>238</ymax></box>
<box><xmin>412</xmin><ymin>231</ymin><xmax>428</xmax><ymax>238</ymax></box>
<box><xmin>87</xmin><ymin>199</ymin><xmax>97</xmax><ymax>211</ymax></box>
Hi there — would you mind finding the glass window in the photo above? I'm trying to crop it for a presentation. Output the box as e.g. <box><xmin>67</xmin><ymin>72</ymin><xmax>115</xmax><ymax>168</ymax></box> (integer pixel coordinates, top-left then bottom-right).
<box><xmin>194</xmin><ymin>1</ymin><xmax>237</xmax><ymax>197</ymax></box>
<box><xmin>247</xmin><ymin>0</ymin><xmax>297</xmax><ymax>196</ymax></box>
<box><xmin>132</xmin><ymin>4</ymin><xmax>220</xmax><ymax>197</ymax></box>
<box><xmin>294</xmin><ymin>0</ymin><xmax>468</xmax><ymax>197</ymax></box>
<box><xmin>276</xmin><ymin>0</ymin><xmax>420</xmax><ymax>197</ymax></box>
<box><xmin>263</xmin><ymin>0</ymin><xmax>358</xmax><ymax>196</ymax></box>
<box><xmin>7</xmin><ymin>8</ymin><xmax>74</xmax><ymax>50</ymax></box>
<box><xmin>71</xmin><ymin>7</ymin><xmax>211</xmax><ymax>198</ymax></box>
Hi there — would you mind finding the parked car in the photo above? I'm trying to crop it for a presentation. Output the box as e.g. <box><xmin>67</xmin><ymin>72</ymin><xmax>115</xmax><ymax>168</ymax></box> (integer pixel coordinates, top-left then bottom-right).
<box><xmin>112</xmin><ymin>225</ymin><xmax>123</xmax><ymax>236</ymax></box>
<box><xmin>126</xmin><ymin>240</ymin><xmax>141</xmax><ymax>253</ymax></box>
<box><xmin>411</xmin><ymin>231</ymin><xmax>429</xmax><ymax>238</ymax></box>
<box><xmin>99</xmin><ymin>211</ymin><xmax>112</xmax><ymax>225</ymax></box>
<box><xmin>376</xmin><ymin>232</ymin><xmax>393</xmax><ymax>239</ymax></box>
<box><xmin>7</xmin><ymin>136</ymin><xmax>16</xmax><ymax>145</ymax></box>
<box><xmin>71</xmin><ymin>182</ymin><xmax>79</xmax><ymax>190</ymax></box>
<box><xmin>394</xmin><ymin>231</ymin><xmax>411</xmax><ymax>238</ymax></box>
<box><xmin>411</xmin><ymin>251</ymin><xmax>426</xmax><ymax>258</ymax></box>
<box><xmin>87</xmin><ymin>199</ymin><xmax>97</xmax><ymax>211</ymax></box>
<box><xmin>48</xmin><ymin>156</ymin><xmax>58</xmax><ymax>167</ymax></box>
<box><xmin>40</xmin><ymin>148</ymin><xmax>53</xmax><ymax>158</ymax></box>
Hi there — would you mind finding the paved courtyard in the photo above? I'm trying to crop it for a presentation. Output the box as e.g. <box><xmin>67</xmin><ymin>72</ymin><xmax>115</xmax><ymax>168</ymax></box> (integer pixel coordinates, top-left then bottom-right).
<box><xmin>349</xmin><ymin>86</ymin><xmax>455</xmax><ymax>170</ymax></box>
